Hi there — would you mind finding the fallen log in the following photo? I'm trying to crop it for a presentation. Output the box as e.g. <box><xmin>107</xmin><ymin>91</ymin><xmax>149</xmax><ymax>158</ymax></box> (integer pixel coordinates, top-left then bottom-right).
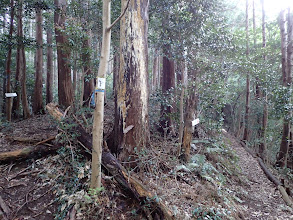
<box><xmin>46</xmin><ymin>103</ymin><xmax>175</xmax><ymax>220</ymax></box>
<box><xmin>4</xmin><ymin>136</ymin><xmax>56</xmax><ymax>145</ymax></box>
<box><xmin>0</xmin><ymin>144</ymin><xmax>60</xmax><ymax>163</ymax></box>
<box><xmin>240</xmin><ymin>141</ymin><xmax>293</xmax><ymax>208</ymax></box>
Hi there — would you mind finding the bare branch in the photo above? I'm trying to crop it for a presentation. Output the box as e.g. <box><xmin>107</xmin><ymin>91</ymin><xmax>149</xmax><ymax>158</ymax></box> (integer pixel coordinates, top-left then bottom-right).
<box><xmin>107</xmin><ymin>0</ymin><xmax>131</xmax><ymax>31</ymax></box>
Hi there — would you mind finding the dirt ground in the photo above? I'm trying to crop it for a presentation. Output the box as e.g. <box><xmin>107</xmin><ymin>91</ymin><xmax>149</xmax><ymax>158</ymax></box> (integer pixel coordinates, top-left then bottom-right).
<box><xmin>223</xmin><ymin>132</ymin><xmax>293</xmax><ymax>220</ymax></box>
<box><xmin>0</xmin><ymin>114</ymin><xmax>292</xmax><ymax>219</ymax></box>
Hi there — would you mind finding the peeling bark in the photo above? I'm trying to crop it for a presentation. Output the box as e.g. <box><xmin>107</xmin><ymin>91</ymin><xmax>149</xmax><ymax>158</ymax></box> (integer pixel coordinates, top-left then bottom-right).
<box><xmin>115</xmin><ymin>0</ymin><xmax>150</xmax><ymax>166</ymax></box>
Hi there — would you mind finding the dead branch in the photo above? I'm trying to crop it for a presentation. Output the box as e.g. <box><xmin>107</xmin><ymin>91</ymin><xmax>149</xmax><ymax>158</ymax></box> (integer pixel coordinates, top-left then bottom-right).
<box><xmin>0</xmin><ymin>196</ymin><xmax>11</xmax><ymax>216</ymax></box>
<box><xmin>34</xmin><ymin>136</ymin><xmax>56</xmax><ymax>146</ymax></box>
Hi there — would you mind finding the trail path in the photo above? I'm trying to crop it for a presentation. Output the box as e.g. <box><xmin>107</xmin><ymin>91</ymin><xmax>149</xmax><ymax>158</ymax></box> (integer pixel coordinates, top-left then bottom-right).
<box><xmin>225</xmin><ymin>132</ymin><xmax>293</xmax><ymax>219</ymax></box>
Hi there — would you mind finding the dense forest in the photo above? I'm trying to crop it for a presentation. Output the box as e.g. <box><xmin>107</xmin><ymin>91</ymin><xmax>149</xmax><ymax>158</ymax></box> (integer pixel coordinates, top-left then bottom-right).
<box><xmin>0</xmin><ymin>0</ymin><xmax>293</xmax><ymax>219</ymax></box>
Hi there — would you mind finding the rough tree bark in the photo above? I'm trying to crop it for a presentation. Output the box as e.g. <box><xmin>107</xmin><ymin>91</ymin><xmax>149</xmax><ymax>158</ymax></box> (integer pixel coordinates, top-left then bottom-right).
<box><xmin>54</xmin><ymin>0</ymin><xmax>73</xmax><ymax>108</ymax></box>
<box><xmin>33</xmin><ymin>7</ymin><xmax>44</xmax><ymax>114</ymax></box>
<box><xmin>115</xmin><ymin>0</ymin><xmax>150</xmax><ymax>167</ymax></box>
<box><xmin>5</xmin><ymin>0</ymin><xmax>15</xmax><ymax>121</ymax></box>
<box><xmin>46</xmin><ymin>27</ymin><xmax>53</xmax><ymax>104</ymax></box>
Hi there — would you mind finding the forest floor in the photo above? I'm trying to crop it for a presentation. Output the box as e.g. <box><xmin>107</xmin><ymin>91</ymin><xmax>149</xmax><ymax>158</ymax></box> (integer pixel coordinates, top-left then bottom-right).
<box><xmin>223</xmin><ymin>132</ymin><xmax>293</xmax><ymax>220</ymax></box>
<box><xmin>0</xmin><ymin>113</ymin><xmax>292</xmax><ymax>219</ymax></box>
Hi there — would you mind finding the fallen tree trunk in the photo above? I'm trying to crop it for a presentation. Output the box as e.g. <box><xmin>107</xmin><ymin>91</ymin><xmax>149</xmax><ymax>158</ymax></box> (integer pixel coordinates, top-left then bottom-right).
<box><xmin>47</xmin><ymin>103</ymin><xmax>175</xmax><ymax>220</ymax></box>
<box><xmin>240</xmin><ymin>141</ymin><xmax>293</xmax><ymax>208</ymax></box>
<box><xmin>0</xmin><ymin>144</ymin><xmax>60</xmax><ymax>163</ymax></box>
<box><xmin>5</xmin><ymin>136</ymin><xmax>55</xmax><ymax>144</ymax></box>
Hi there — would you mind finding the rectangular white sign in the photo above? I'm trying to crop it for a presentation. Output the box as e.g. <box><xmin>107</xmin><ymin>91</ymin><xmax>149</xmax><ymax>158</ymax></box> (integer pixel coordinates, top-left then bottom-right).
<box><xmin>97</xmin><ymin>77</ymin><xmax>106</xmax><ymax>90</ymax></box>
<box><xmin>5</xmin><ymin>93</ymin><xmax>17</xmax><ymax>98</ymax></box>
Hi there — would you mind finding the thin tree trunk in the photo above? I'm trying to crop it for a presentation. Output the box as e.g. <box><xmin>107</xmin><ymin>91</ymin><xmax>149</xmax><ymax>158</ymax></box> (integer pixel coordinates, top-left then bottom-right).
<box><xmin>90</xmin><ymin>0</ymin><xmax>112</xmax><ymax>189</ymax></box>
<box><xmin>21</xmin><ymin>43</ymin><xmax>30</xmax><ymax>119</ymax></box>
<box><xmin>259</xmin><ymin>0</ymin><xmax>267</xmax><ymax>161</ymax></box>
<box><xmin>33</xmin><ymin>8</ymin><xmax>44</xmax><ymax>114</ymax></box>
<box><xmin>12</xmin><ymin>22</ymin><xmax>21</xmax><ymax>119</ymax></box>
<box><xmin>46</xmin><ymin>27</ymin><xmax>53</xmax><ymax>104</ymax></box>
<box><xmin>5</xmin><ymin>0</ymin><xmax>15</xmax><ymax>121</ymax></box>
<box><xmin>72</xmin><ymin>54</ymin><xmax>77</xmax><ymax>98</ymax></box>
<box><xmin>280</xmin><ymin>10</ymin><xmax>287</xmax><ymax>87</ymax></box>
<box><xmin>178</xmin><ymin>60</ymin><xmax>186</xmax><ymax>155</ymax></box>
<box><xmin>152</xmin><ymin>50</ymin><xmax>159</xmax><ymax>91</ymax></box>
<box><xmin>243</xmin><ymin>0</ymin><xmax>250</xmax><ymax>143</ymax></box>
<box><xmin>182</xmin><ymin>69</ymin><xmax>198</xmax><ymax>161</ymax></box>
<box><xmin>79</xmin><ymin>71</ymin><xmax>85</xmax><ymax>107</ymax></box>
<box><xmin>252</xmin><ymin>0</ymin><xmax>256</xmax><ymax>47</ymax></box>
<box><xmin>115</xmin><ymin>0</ymin><xmax>150</xmax><ymax>167</ymax></box>
<box><xmin>54</xmin><ymin>0</ymin><xmax>73</xmax><ymax>108</ymax></box>
<box><xmin>0</xmin><ymin>13</ymin><xmax>5</xmax><ymax>114</ymax></box>
<box><xmin>286</xmin><ymin>8</ymin><xmax>293</xmax><ymax>167</ymax></box>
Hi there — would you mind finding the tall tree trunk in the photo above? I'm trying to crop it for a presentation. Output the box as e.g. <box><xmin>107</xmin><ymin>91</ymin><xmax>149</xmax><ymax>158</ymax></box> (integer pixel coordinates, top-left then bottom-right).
<box><xmin>12</xmin><ymin>8</ymin><xmax>21</xmax><ymax>119</ymax></box>
<box><xmin>46</xmin><ymin>27</ymin><xmax>53</xmax><ymax>104</ymax></box>
<box><xmin>0</xmin><ymin>13</ymin><xmax>6</xmax><ymax>114</ymax></box>
<box><xmin>21</xmin><ymin>42</ymin><xmax>30</xmax><ymax>119</ymax></box>
<box><xmin>259</xmin><ymin>0</ymin><xmax>268</xmax><ymax>161</ymax></box>
<box><xmin>5</xmin><ymin>0</ymin><xmax>15</xmax><ymax>121</ymax></box>
<box><xmin>33</xmin><ymin>8</ymin><xmax>44</xmax><ymax>114</ymax></box>
<box><xmin>286</xmin><ymin>8</ymin><xmax>293</xmax><ymax>168</ymax></box>
<box><xmin>54</xmin><ymin>0</ymin><xmax>73</xmax><ymax>108</ymax></box>
<box><xmin>276</xmin><ymin>9</ymin><xmax>290</xmax><ymax>167</ymax></box>
<box><xmin>115</xmin><ymin>0</ymin><xmax>150</xmax><ymax>167</ymax></box>
<box><xmin>82</xmin><ymin>38</ymin><xmax>94</xmax><ymax>106</ymax></box>
<box><xmin>159</xmin><ymin>43</ymin><xmax>175</xmax><ymax>134</ymax></box>
<box><xmin>178</xmin><ymin>60</ymin><xmax>186</xmax><ymax>156</ymax></box>
<box><xmin>243</xmin><ymin>0</ymin><xmax>250</xmax><ymax>143</ymax></box>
